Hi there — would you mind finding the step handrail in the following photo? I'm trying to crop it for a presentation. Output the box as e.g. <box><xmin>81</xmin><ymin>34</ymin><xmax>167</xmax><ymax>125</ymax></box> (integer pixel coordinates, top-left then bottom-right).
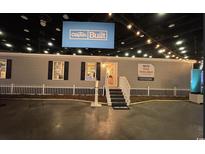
<box><xmin>105</xmin><ymin>76</ymin><xmax>111</xmax><ymax>106</ymax></box>
<box><xmin>119</xmin><ymin>76</ymin><xmax>131</xmax><ymax>106</ymax></box>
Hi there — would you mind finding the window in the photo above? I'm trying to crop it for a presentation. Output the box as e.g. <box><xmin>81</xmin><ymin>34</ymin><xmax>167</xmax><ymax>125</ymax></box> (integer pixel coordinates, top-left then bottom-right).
<box><xmin>0</xmin><ymin>59</ymin><xmax>7</xmax><ymax>79</ymax></box>
<box><xmin>52</xmin><ymin>61</ymin><xmax>64</xmax><ymax>80</ymax></box>
<box><xmin>85</xmin><ymin>62</ymin><xmax>96</xmax><ymax>81</ymax></box>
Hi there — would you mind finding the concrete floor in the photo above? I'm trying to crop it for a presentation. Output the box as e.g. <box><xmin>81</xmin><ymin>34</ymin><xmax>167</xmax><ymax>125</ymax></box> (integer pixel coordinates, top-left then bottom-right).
<box><xmin>0</xmin><ymin>99</ymin><xmax>203</xmax><ymax>140</ymax></box>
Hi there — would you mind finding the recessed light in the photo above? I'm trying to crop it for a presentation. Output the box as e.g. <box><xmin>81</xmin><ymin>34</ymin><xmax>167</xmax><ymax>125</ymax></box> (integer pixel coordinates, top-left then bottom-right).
<box><xmin>143</xmin><ymin>53</ymin><xmax>148</xmax><ymax>57</ymax></box>
<box><xmin>20</xmin><ymin>15</ymin><xmax>28</xmax><ymax>20</ymax></box>
<box><xmin>117</xmin><ymin>50</ymin><xmax>120</xmax><ymax>53</ymax></box>
<box><xmin>168</xmin><ymin>52</ymin><xmax>171</xmax><ymax>55</ymax></box>
<box><xmin>56</xmin><ymin>53</ymin><xmax>60</xmax><ymax>55</ymax></box>
<box><xmin>25</xmin><ymin>38</ymin><xmax>30</xmax><ymax>41</ymax></box>
<box><xmin>77</xmin><ymin>49</ymin><xmax>82</xmax><ymax>54</ymax></box>
<box><xmin>173</xmin><ymin>35</ymin><xmax>179</xmax><ymax>38</ymax></box>
<box><xmin>140</xmin><ymin>34</ymin><xmax>144</xmax><ymax>38</ymax></box>
<box><xmin>51</xmin><ymin>38</ymin><xmax>55</xmax><ymax>41</ymax></box>
<box><xmin>0</xmin><ymin>30</ymin><xmax>3</xmax><ymax>35</ymax></box>
<box><xmin>147</xmin><ymin>39</ymin><xmax>152</xmax><ymax>44</ymax></box>
<box><xmin>40</xmin><ymin>19</ymin><xmax>47</xmax><ymax>27</ymax></box>
<box><xmin>127</xmin><ymin>24</ymin><xmax>132</xmax><ymax>29</ymax></box>
<box><xmin>24</xmin><ymin>29</ymin><xmax>29</xmax><ymax>33</ymax></box>
<box><xmin>165</xmin><ymin>55</ymin><xmax>170</xmax><ymax>58</ymax></box>
<box><xmin>5</xmin><ymin>43</ymin><xmax>12</xmax><ymax>47</ymax></box>
<box><xmin>130</xmin><ymin>47</ymin><xmax>133</xmax><ymax>50</ymax></box>
<box><xmin>73</xmin><ymin>53</ymin><xmax>76</xmax><ymax>56</ymax></box>
<box><xmin>158</xmin><ymin>13</ymin><xmax>166</xmax><ymax>16</ymax></box>
<box><xmin>176</xmin><ymin>40</ymin><xmax>183</xmax><ymax>45</ymax></box>
<box><xmin>48</xmin><ymin>42</ymin><xmax>53</xmax><ymax>46</ymax></box>
<box><xmin>44</xmin><ymin>50</ymin><xmax>49</xmax><ymax>54</ymax></box>
<box><xmin>98</xmin><ymin>50</ymin><xmax>101</xmax><ymax>53</ymax></box>
<box><xmin>158</xmin><ymin>49</ymin><xmax>165</xmax><ymax>53</ymax></box>
<box><xmin>171</xmin><ymin>55</ymin><xmax>175</xmax><ymax>58</ymax></box>
<box><xmin>116</xmin><ymin>55</ymin><xmax>119</xmax><ymax>57</ymax></box>
<box><xmin>108</xmin><ymin>13</ymin><xmax>112</xmax><ymax>17</ymax></box>
<box><xmin>132</xmin><ymin>55</ymin><xmax>135</xmax><ymax>58</ymax></box>
<box><xmin>179</xmin><ymin>47</ymin><xmax>185</xmax><ymax>50</ymax></box>
<box><xmin>155</xmin><ymin>44</ymin><xmax>160</xmax><ymax>49</ymax></box>
<box><xmin>26</xmin><ymin>43</ymin><xmax>31</xmax><ymax>46</ymax></box>
<box><xmin>176</xmin><ymin>57</ymin><xmax>179</xmax><ymax>59</ymax></box>
<box><xmin>121</xmin><ymin>41</ymin><xmax>125</xmax><ymax>45</ymax></box>
<box><xmin>26</xmin><ymin>47</ymin><xmax>32</xmax><ymax>51</ymax></box>
<box><xmin>181</xmin><ymin>50</ymin><xmax>187</xmax><ymax>54</ymax></box>
<box><xmin>168</xmin><ymin>24</ymin><xmax>175</xmax><ymax>28</ymax></box>
<box><xmin>125</xmin><ymin>52</ymin><xmax>129</xmax><ymax>56</ymax></box>
<box><xmin>184</xmin><ymin>56</ymin><xmax>188</xmax><ymax>59</ymax></box>
<box><xmin>56</xmin><ymin>28</ymin><xmax>61</xmax><ymax>31</ymax></box>
<box><xmin>136</xmin><ymin>31</ymin><xmax>140</xmax><ymax>36</ymax></box>
<box><xmin>149</xmin><ymin>55</ymin><xmax>152</xmax><ymax>58</ymax></box>
<box><xmin>62</xmin><ymin>14</ymin><xmax>69</xmax><ymax>20</ymax></box>
<box><xmin>137</xmin><ymin>50</ymin><xmax>142</xmax><ymax>54</ymax></box>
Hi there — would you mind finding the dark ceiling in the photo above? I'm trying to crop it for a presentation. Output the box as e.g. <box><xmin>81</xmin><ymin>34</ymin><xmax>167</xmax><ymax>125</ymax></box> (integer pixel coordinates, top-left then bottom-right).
<box><xmin>0</xmin><ymin>13</ymin><xmax>203</xmax><ymax>61</ymax></box>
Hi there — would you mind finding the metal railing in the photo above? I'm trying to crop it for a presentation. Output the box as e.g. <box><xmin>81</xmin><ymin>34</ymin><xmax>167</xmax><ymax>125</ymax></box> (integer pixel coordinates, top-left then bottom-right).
<box><xmin>0</xmin><ymin>84</ymin><xmax>189</xmax><ymax>97</ymax></box>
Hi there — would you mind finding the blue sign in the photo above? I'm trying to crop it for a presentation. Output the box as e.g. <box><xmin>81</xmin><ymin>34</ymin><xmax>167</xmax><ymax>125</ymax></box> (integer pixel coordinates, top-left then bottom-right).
<box><xmin>190</xmin><ymin>69</ymin><xmax>202</xmax><ymax>93</ymax></box>
<box><xmin>62</xmin><ymin>21</ymin><xmax>115</xmax><ymax>49</ymax></box>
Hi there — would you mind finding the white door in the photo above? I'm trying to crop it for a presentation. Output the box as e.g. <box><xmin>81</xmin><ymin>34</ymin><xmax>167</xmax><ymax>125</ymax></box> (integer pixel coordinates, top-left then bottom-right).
<box><xmin>104</xmin><ymin>62</ymin><xmax>118</xmax><ymax>87</ymax></box>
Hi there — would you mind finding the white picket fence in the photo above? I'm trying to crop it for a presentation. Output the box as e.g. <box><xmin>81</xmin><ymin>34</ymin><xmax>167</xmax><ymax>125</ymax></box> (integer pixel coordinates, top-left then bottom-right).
<box><xmin>0</xmin><ymin>84</ymin><xmax>189</xmax><ymax>97</ymax></box>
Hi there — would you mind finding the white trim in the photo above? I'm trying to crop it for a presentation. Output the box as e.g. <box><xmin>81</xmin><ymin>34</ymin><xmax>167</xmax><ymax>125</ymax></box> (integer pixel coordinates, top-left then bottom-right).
<box><xmin>0</xmin><ymin>59</ymin><xmax>7</xmax><ymax>79</ymax></box>
<box><xmin>85</xmin><ymin>62</ymin><xmax>96</xmax><ymax>81</ymax></box>
<box><xmin>52</xmin><ymin>61</ymin><xmax>65</xmax><ymax>80</ymax></box>
<box><xmin>0</xmin><ymin>52</ymin><xmax>196</xmax><ymax>63</ymax></box>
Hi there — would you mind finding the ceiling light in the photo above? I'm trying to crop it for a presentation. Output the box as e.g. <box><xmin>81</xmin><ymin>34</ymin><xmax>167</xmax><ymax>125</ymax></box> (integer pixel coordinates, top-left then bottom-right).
<box><xmin>62</xmin><ymin>14</ymin><xmax>69</xmax><ymax>20</ymax></box>
<box><xmin>176</xmin><ymin>57</ymin><xmax>179</xmax><ymax>59</ymax></box>
<box><xmin>168</xmin><ymin>24</ymin><xmax>175</xmax><ymax>28</ymax></box>
<box><xmin>136</xmin><ymin>31</ymin><xmax>140</xmax><ymax>36</ymax></box>
<box><xmin>23</xmin><ymin>29</ymin><xmax>29</xmax><ymax>33</ymax></box>
<box><xmin>149</xmin><ymin>56</ymin><xmax>152</xmax><ymax>58</ymax></box>
<box><xmin>56</xmin><ymin>28</ymin><xmax>61</xmax><ymax>31</ymax></box>
<box><xmin>51</xmin><ymin>38</ymin><xmax>55</xmax><ymax>41</ymax></box>
<box><xmin>179</xmin><ymin>47</ymin><xmax>185</xmax><ymax>50</ymax></box>
<box><xmin>130</xmin><ymin>47</ymin><xmax>133</xmax><ymax>50</ymax></box>
<box><xmin>116</xmin><ymin>55</ymin><xmax>119</xmax><ymax>58</ymax></box>
<box><xmin>179</xmin><ymin>58</ymin><xmax>182</xmax><ymax>60</ymax></box>
<box><xmin>176</xmin><ymin>40</ymin><xmax>183</xmax><ymax>45</ymax></box>
<box><xmin>158</xmin><ymin>13</ymin><xmax>166</xmax><ymax>16</ymax></box>
<box><xmin>26</xmin><ymin>47</ymin><xmax>32</xmax><ymax>51</ymax></box>
<box><xmin>108</xmin><ymin>13</ymin><xmax>112</xmax><ymax>17</ymax></box>
<box><xmin>40</xmin><ymin>19</ymin><xmax>47</xmax><ymax>27</ymax></box>
<box><xmin>24</xmin><ymin>29</ymin><xmax>29</xmax><ymax>33</ymax></box>
<box><xmin>98</xmin><ymin>50</ymin><xmax>101</xmax><ymax>53</ymax></box>
<box><xmin>181</xmin><ymin>50</ymin><xmax>187</xmax><ymax>54</ymax></box>
<box><xmin>127</xmin><ymin>24</ymin><xmax>132</xmax><ymax>29</ymax></box>
<box><xmin>184</xmin><ymin>55</ymin><xmax>189</xmax><ymax>59</ymax></box>
<box><xmin>168</xmin><ymin>52</ymin><xmax>171</xmax><ymax>55</ymax></box>
<box><xmin>158</xmin><ymin>49</ymin><xmax>165</xmax><ymax>53</ymax></box>
<box><xmin>77</xmin><ymin>49</ymin><xmax>82</xmax><ymax>54</ymax></box>
<box><xmin>5</xmin><ymin>43</ymin><xmax>12</xmax><ymax>47</ymax></box>
<box><xmin>143</xmin><ymin>54</ymin><xmax>148</xmax><ymax>57</ymax></box>
<box><xmin>155</xmin><ymin>44</ymin><xmax>160</xmax><ymax>49</ymax></box>
<box><xmin>121</xmin><ymin>41</ymin><xmax>125</xmax><ymax>45</ymax></box>
<box><xmin>20</xmin><ymin>15</ymin><xmax>28</xmax><ymax>20</ymax></box>
<box><xmin>44</xmin><ymin>50</ymin><xmax>49</xmax><ymax>54</ymax></box>
<box><xmin>117</xmin><ymin>50</ymin><xmax>120</xmax><ymax>53</ymax></box>
<box><xmin>140</xmin><ymin>34</ymin><xmax>144</xmax><ymax>38</ymax></box>
<box><xmin>56</xmin><ymin>53</ymin><xmax>60</xmax><ymax>55</ymax></box>
<box><xmin>26</xmin><ymin>43</ymin><xmax>31</xmax><ymax>46</ymax></box>
<box><xmin>132</xmin><ymin>55</ymin><xmax>135</xmax><ymax>58</ymax></box>
<box><xmin>0</xmin><ymin>30</ymin><xmax>3</xmax><ymax>35</ymax></box>
<box><xmin>48</xmin><ymin>42</ymin><xmax>53</xmax><ymax>46</ymax></box>
<box><xmin>125</xmin><ymin>52</ymin><xmax>129</xmax><ymax>56</ymax></box>
<box><xmin>73</xmin><ymin>53</ymin><xmax>76</xmax><ymax>56</ymax></box>
<box><xmin>137</xmin><ymin>50</ymin><xmax>142</xmax><ymax>54</ymax></box>
<box><xmin>147</xmin><ymin>39</ymin><xmax>152</xmax><ymax>44</ymax></box>
<box><xmin>25</xmin><ymin>38</ymin><xmax>30</xmax><ymax>41</ymax></box>
<box><xmin>173</xmin><ymin>35</ymin><xmax>179</xmax><ymax>38</ymax></box>
<box><xmin>171</xmin><ymin>55</ymin><xmax>175</xmax><ymax>58</ymax></box>
<box><xmin>165</xmin><ymin>55</ymin><xmax>170</xmax><ymax>58</ymax></box>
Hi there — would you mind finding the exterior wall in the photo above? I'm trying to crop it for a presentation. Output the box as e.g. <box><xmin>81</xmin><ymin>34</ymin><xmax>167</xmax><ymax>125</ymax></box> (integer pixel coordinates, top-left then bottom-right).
<box><xmin>0</xmin><ymin>52</ymin><xmax>193</xmax><ymax>89</ymax></box>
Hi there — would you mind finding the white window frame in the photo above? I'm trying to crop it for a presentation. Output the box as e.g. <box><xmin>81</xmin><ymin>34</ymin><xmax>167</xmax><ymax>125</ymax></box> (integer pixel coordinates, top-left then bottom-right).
<box><xmin>0</xmin><ymin>59</ymin><xmax>7</xmax><ymax>79</ymax></box>
<box><xmin>85</xmin><ymin>62</ymin><xmax>96</xmax><ymax>81</ymax></box>
<box><xmin>52</xmin><ymin>61</ymin><xmax>65</xmax><ymax>80</ymax></box>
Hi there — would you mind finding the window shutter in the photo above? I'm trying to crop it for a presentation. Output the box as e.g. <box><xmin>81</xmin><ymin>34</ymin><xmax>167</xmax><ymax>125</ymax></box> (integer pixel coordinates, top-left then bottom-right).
<box><xmin>96</xmin><ymin>62</ymin><xmax>101</xmax><ymax>81</ymax></box>
<box><xmin>64</xmin><ymin>61</ymin><xmax>69</xmax><ymax>80</ymax></box>
<box><xmin>6</xmin><ymin>59</ymin><xmax>12</xmax><ymax>79</ymax></box>
<box><xmin>80</xmin><ymin>62</ymin><xmax>85</xmax><ymax>80</ymax></box>
<box><xmin>48</xmin><ymin>61</ymin><xmax>53</xmax><ymax>80</ymax></box>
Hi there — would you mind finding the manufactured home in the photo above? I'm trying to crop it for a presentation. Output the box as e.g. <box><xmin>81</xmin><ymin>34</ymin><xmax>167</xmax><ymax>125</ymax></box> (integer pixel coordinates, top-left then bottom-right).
<box><xmin>0</xmin><ymin>52</ymin><xmax>194</xmax><ymax>99</ymax></box>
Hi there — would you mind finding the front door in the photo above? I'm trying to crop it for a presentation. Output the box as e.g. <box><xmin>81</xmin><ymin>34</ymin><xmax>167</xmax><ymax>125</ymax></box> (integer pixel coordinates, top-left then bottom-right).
<box><xmin>104</xmin><ymin>62</ymin><xmax>118</xmax><ymax>87</ymax></box>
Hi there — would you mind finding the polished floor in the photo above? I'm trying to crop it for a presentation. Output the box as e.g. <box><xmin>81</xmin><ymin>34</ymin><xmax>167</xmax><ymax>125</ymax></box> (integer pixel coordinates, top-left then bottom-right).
<box><xmin>0</xmin><ymin>99</ymin><xmax>203</xmax><ymax>139</ymax></box>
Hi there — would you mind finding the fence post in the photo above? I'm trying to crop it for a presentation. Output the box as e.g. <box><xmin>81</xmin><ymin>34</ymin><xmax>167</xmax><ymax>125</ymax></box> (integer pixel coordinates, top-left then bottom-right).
<box><xmin>148</xmin><ymin>86</ymin><xmax>150</xmax><ymax>96</ymax></box>
<box><xmin>73</xmin><ymin>84</ymin><xmax>75</xmax><ymax>95</ymax></box>
<box><xmin>11</xmin><ymin>83</ymin><xmax>14</xmax><ymax>94</ymax></box>
<box><xmin>174</xmin><ymin>86</ymin><xmax>177</xmax><ymax>96</ymax></box>
<box><xmin>42</xmin><ymin>84</ymin><xmax>45</xmax><ymax>95</ymax></box>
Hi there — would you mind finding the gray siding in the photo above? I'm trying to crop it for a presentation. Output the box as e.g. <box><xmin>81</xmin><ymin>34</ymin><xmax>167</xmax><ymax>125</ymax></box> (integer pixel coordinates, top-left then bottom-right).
<box><xmin>0</xmin><ymin>52</ymin><xmax>193</xmax><ymax>89</ymax></box>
